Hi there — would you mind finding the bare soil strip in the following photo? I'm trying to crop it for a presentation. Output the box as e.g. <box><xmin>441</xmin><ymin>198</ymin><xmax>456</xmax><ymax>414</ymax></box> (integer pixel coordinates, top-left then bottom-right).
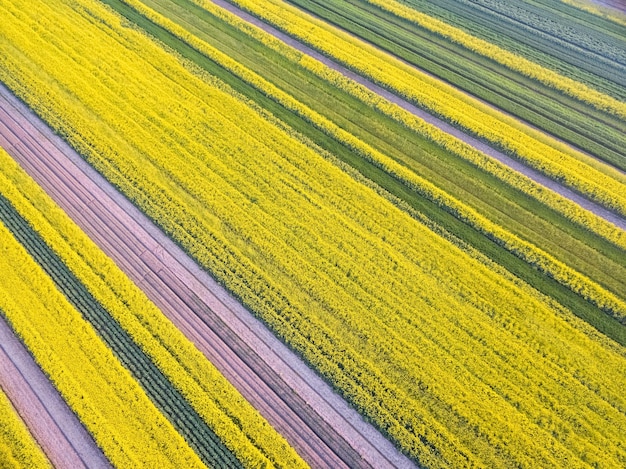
<box><xmin>210</xmin><ymin>0</ymin><xmax>626</xmax><ymax>230</ymax></box>
<box><xmin>0</xmin><ymin>84</ymin><xmax>416</xmax><ymax>469</ymax></box>
<box><xmin>0</xmin><ymin>316</ymin><xmax>112</xmax><ymax>469</ymax></box>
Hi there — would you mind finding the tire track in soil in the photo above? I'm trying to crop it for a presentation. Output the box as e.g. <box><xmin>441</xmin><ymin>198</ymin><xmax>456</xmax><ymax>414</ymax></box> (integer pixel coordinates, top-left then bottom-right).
<box><xmin>0</xmin><ymin>84</ymin><xmax>416</xmax><ymax>469</ymax></box>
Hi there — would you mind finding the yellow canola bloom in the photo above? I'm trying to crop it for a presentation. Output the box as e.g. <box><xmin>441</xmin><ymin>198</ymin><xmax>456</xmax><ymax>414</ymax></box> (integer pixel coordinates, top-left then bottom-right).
<box><xmin>229</xmin><ymin>0</ymin><xmax>626</xmax><ymax>217</ymax></box>
<box><xmin>1</xmin><ymin>1</ymin><xmax>626</xmax><ymax>467</ymax></box>
<box><xmin>0</xmin><ymin>220</ymin><xmax>204</xmax><ymax>469</ymax></box>
<box><xmin>0</xmin><ymin>142</ymin><xmax>306</xmax><ymax>467</ymax></box>
<box><xmin>161</xmin><ymin>0</ymin><xmax>626</xmax><ymax>252</ymax></box>
<box><xmin>0</xmin><ymin>387</ymin><xmax>51</xmax><ymax>469</ymax></box>
<box><xmin>364</xmin><ymin>0</ymin><xmax>626</xmax><ymax>118</ymax></box>
<box><xmin>126</xmin><ymin>0</ymin><xmax>626</xmax><ymax>321</ymax></box>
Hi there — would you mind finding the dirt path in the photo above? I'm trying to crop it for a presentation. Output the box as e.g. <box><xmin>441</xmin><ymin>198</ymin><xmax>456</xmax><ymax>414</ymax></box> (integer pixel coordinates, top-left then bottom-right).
<box><xmin>0</xmin><ymin>316</ymin><xmax>112</xmax><ymax>469</ymax></box>
<box><xmin>0</xmin><ymin>85</ymin><xmax>416</xmax><ymax>469</ymax></box>
<box><xmin>211</xmin><ymin>0</ymin><xmax>626</xmax><ymax>231</ymax></box>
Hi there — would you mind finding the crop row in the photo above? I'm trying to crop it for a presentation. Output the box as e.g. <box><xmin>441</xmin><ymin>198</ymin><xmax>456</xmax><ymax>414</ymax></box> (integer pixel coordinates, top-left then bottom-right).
<box><xmin>0</xmin><ymin>193</ymin><xmax>241</xmax><ymax>469</ymax></box>
<box><xmin>0</xmin><ymin>385</ymin><xmax>51</xmax><ymax>469</ymax></box>
<box><xmin>399</xmin><ymin>0</ymin><xmax>626</xmax><ymax>98</ymax></box>
<box><xmin>359</xmin><ymin>0</ymin><xmax>625</xmax><ymax>117</ymax></box>
<box><xmin>156</xmin><ymin>0</ymin><xmax>626</xmax><ymax>258</ymax></box>
<box><xmin>0</xmin><ymin>146</ymin><xmax>306</xmax><ymax>468</ymax></box>
<box><xmin>229</xmin><ymin>0</ymin><xmax>626</xmax><ymax>216</ymax></box>
<box><xmin>120</xmin><ymin>0</ymin><xmax>626</xmax><ymax>329</ymax></box>
<box><xmin>289</xmin><ymin>0</ymin><xmax>626</xmax><ymax>168</ymax></box>
<box><xmin>0</xmin><ymin>212</ymin><xmax>204</xmax><ymax>468</ymax></box>
<box><xmin>2</xmin><ymin>1</ymin><xmax>625</xmax><ymax>466</ymax></box>
<box><xmin>466</xmin><ymin>0</ymin><xmax>626</xmax><ymax>65</ymax></box>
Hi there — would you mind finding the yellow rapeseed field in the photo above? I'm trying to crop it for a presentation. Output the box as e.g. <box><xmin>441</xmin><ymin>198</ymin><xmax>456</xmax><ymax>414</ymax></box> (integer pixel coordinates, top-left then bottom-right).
<box><xmin>560</xmin><ymin>0</ymin><xmax>626</xmax><ymax>26</ymax></box>
<box><xmin>0</xmin><ymin>146</ymin><xmax>307</xmax><ymax>468</ymax></box>
<box><xmin>229</xmin><ymin>0</ymin><xmax>626</xmax><ymax>217</ymax></box>
<box><xmin>0</xmin><ymin>219</ymin><xmax>204</xmax><ymax>469</ymax></box>
<box><xmin>1</xmin><ymin>0</ymin><xmax>625</xmax><ymax>467</ymax></box>
<box><xmin>127</xmin><ymin>0</ymin><xmax>626</xmax><ymax>322</ymax></box>
<box><xmin>178</xmin><ymin>0</ymin><xmax>626</xmax><ymax>252</ymax></box>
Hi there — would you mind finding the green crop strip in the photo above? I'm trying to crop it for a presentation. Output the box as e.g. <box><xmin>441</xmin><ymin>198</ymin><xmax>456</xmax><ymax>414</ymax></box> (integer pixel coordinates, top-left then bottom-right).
<box><xmin>0</xmin><ymin>194</ymin><xmax>243</xmax><ymax>469</ymax></box>
<box><xmin>145</xmin><ymin>0</ymin><xmax>626</xmax><ymax>299</ymax></box>
<box><xmin>471</xmin><ymin>0</ymin><xmax>626</xmax><ymax>65</ymax></box>
<box><xmin>99</xmin><ymin>0</ymin><xmax>626</xmax><ymax>344</ymax></box>
<box><xmin>283</xmin><ymin>0</ymin><xmax>626</xmax><ymax>170</ymax></box>
<box><xmin>5</xmin><ymin>0</ymin><xmax>626</xmax><ymax>463</ymax></box>
<box><xmin>400</xmin><ymin>0</ymin><xmax>626</xmax><ymax>100</ymax></box>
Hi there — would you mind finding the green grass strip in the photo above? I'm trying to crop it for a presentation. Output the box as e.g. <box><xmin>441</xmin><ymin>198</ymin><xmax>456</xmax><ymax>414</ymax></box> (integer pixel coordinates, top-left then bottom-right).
<box><xmin>400</xmin><ymin>0</ymin><xmax>626</xmax><ymax>99</ymax></box>
<box><xmin>284</xmin><ymin>0</ymin><xmax>626</xmax><ymax>170</ymax></box>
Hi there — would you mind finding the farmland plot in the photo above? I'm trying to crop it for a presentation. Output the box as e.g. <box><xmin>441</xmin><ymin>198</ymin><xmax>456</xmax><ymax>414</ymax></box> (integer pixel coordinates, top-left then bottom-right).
<box><xmin>0</xmin><ymin>145</ymin><xmax>306</xmax><ymax>468</ymax></box>
<box><xmin>1</xmin><ymin>1</ymin><xmax>626</xmax><ymax>467</ymax></box>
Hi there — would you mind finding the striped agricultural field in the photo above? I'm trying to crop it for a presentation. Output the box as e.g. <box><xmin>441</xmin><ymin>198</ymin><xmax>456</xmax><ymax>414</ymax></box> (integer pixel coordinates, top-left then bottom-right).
<box><xmin>0</xmin><ymin>0</ymin><xmax>624</xmax><ymax>467</ymax></box>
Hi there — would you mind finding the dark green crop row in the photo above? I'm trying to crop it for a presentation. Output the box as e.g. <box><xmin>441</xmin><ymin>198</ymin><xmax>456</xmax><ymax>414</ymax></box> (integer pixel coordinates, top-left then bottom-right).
<box><xmin>0</xmin><ymin>193</ymin><xmax>243</xmax><ymax>469</ymax></box>
<box><xmin>467</xmin><ymin>0</ymin><xmax>626</xmax><ymax>65</ymax></box>
<box><xmin>100</xmin><ymin>0</ymin><xmax>626</xmax><ymax>345</ymax></box>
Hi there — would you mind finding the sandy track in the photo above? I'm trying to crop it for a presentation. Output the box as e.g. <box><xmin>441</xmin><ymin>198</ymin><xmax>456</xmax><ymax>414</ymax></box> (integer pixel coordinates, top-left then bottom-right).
<box><xmin>0</xmin><ymin>85</ymin><xmax>416</xmax><ymax>468</ymax></box>
<box><xmin>211</xmin><ymin>0</ymin><xmax>626</xmax><ymax>231</ymax></box>
<box><xmin>0</xmin><ymin>316</ymin><xmax>112</xmax><ymax>469</ymax></box>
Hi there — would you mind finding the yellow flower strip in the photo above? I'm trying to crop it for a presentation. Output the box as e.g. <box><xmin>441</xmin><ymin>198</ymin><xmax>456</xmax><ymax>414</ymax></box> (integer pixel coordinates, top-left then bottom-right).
<box><xmin>0</xmin><ymin>144</ymin><xmax>306</xmax><ymax>467</ymax></box>
<box><xmin>0</xmin><ymin>223</ymin><xmax>203</xmax><ymax>468</ymax></box>
<box><xmin>227</xmin><ymin>0</ymin><xmax>626</xmax><ymax>216</ymax></box>
<box><xmin>2</xmin><ymin>1</ymin><xmax>626</xmax><ymax>465</ymax></box>
<box><xmin>0</xmin><ymin>387</ymin><xmax>52</xmax><ymax>469</ymax></box>
<box><xmin>178</xmin><ymin>0</ymin><xmax>626</xmax><ymax>250</ymax></box>
<box><xmin>126</xmin><ymin>0</ymin><xmax>626</xmax><ymax>322</ymax></box>
<box><xmin>365</xmin><ymin>0</ymin><xmax>626</xmax><ymax>118</ymax></box>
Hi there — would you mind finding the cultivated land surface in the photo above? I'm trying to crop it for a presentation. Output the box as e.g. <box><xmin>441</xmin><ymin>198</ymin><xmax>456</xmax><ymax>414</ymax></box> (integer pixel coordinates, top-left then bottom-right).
<box><xmin>226</xmin><ymin>0</ymin><xmax>626</xmax><ymax>218</ymax></box>
<box><xmin>273</xmin><ymin>0</ymin><xmax>626</xmax><ymax>168</ymax></box>
<box><xmin>0</xmin><ymin>371</ymin><xmax>50</xmax><ymax>469</ymax></box>
<box><xmin>0</xmin><ymin>82</ymin><xmax>413</xmax><ymax>469</ymax></box>
<box><xmin>211</xmin><ymin>0</ymin><xmax>626</xmax><ymax>229</ymax></box>
<box><xmin>0</xmin><ymin>115</ymin><xmax>310</xmax><ymax>468</ymax></box>
<box><xmin>0</xmin><ymin>0</ymin><xmax>625</xmax><ymax>468</ymax></box>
